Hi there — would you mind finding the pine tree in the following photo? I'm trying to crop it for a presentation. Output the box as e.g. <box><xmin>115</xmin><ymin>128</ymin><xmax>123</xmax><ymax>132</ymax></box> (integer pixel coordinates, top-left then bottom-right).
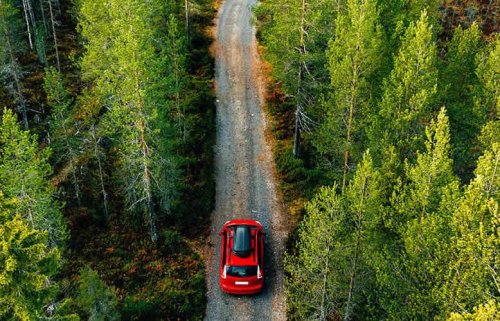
<box><xmin>0</xmin><ymin>193</ymin><xmax>60</xmax><ymax>320</ymax></box>
<box><xmin>0</xmin><ymin>108</ymin><xmax>66</xmax><ymax>247</ymax></box>
<box><xmin>165</xmin><ymin>14</ymin><xmax>189</xmax><ymax>142</ymax></box>
<box><xmin>403</xmin><ymin>107</ymin><xmax>458</xmax><ymax>218</ymax></box>
<box><xmin>44</xmin><ymin>67</ymin><xmax>82</xmax><ymax>206</ymax></box>
<box><xmin>476</xmin><ymin>36</ymin><xmax>500</xmax><ymax>149</ymax></box>
<box><xmin>443</xmin><ymin>143</ymin><xmax>499</xmax><ymax>314</ymax></box>
<box><xmin>398</xmin><ymin>108</ymin><xmax>460</xmax><ymax>319</ymax></box>
<box><xmin>441</xmin><ymin>24</ymin><xmax>483</xmax><ymax>180</ymax></box>
<box><xmin>316</xmin><ymin>0</ymin><xmax>383</xmax><ymax>189</ymax></box>
<box><xmin>342</xmin><ymin>152</ymin><xmax>382</xmax><ymax>320</ymax></box>
<box><xmin>76</xmin><ymin>268</ymin><xmax>119</xmax><ymax>321</ymax></box>
<box><xmin>286</xmin><ymin>152</ymin><xmax>383</xmax><ymax>320</ymax></box>
<box><xmin>78</xmin><ymin>0</ymin><xmax>180</xmax><ymax>242</ymax></box>
<box><xmin>256</xmin><ymin>0</ymin><xmax>342</xmax><ymax>156</ymax></box>
<box><xmin>374</xmin><ymin>10</ymin><xmax>438</xmax><ymax>162</ymax></box>
<box><xmin>285</xmin><ymin>184</ymin><xmax>345</xmax><ymax>321</ymax></box>
<box><xmin>0</xmin><ymin>0</ymin><xmax>29</xmax><ymax>129</ymax></box>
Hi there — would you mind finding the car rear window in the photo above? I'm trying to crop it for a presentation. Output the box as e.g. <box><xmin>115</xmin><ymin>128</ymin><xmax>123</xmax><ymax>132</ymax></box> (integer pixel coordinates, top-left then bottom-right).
<box><xmin>226</xmin><ymin>265</ymin><xmax>257</xmax><ymax>277</ymax></box>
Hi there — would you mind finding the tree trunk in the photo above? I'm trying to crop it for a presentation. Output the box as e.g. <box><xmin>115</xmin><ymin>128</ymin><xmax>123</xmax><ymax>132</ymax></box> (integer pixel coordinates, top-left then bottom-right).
<box><xmin>293</xmin><ymin>0</ymin><xmax>307</xmax><ymax>158</ymax></box>
<box><xmin>344</xmin><ymin>232</ymin><xmax>360</xmax><ymax>321</ymax></box>
<box><xmin>90</xmin><ymin>125</ymin><xmax>109</xmax><ymax>221</ymax></box>
<box><xmin>140</xmin><ymin>119</ymin><xmax>157</xmax><ymax>243</ymax></box>
<box><xmin>22</xmin><ymin>0</ymin><xmax>34</xmax><ymax>49</ymax></box>
<box><xmin>47</xmin><ymin>0</ymin><xmax>60</xmax><ymax>72</ymax></box>
<box><xmin>344</xmin><ymin>175</ymin><xmax>368</xmax><ymax>321</ymax></box>
<box><xmin>132</xmin><ymin>38</ymin><xmax>157</xmax><ymax>242</ymax></box>
<box><xmin>293</xmin><ymin>103</ymin><xmax>301</xmax><ymax>157</ymax></box>
<box><xmin>319</xmin><ymin>244</ymin><xmax>331</xmax><ymax>321</ymax></box>
<box><xmin>58</xmin><ymin>108</ymin><xmax>81</xmax><ymax>206</ymax></box>
<box><xmin>70</xmin><ymin>166</ymin><xmax>81</xmax><ymax>206</ymax></box>
<box><xmin>342</xmin><ymin>66</ymin><xmax>359</xmax><ymax>191</ymax></box>
<box><xmin>39</xmin><ymin>0</ymin><xmax>48</xmax><ymax>33</ymax></box>
<box><xmin>26</xmin><ymin>0</ymin><xmax>36</xmax><ymax>35</ymax></box>
<box><xmin>184</xmin><ymin>0</ymin><xmax>190</xmax><ymax>48</ymax></box>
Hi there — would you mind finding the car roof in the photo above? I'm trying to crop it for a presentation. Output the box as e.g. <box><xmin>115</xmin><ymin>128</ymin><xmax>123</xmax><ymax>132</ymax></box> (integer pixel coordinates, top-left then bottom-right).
<box><xmin>233</xmin><ymin>225</ymin><xmax>251</xmax><ymax>256</ymax></box>
<box><xmin>223</xmin><ymin>221</ymin><xmax>262</xmax><ymax>266</ymax></box>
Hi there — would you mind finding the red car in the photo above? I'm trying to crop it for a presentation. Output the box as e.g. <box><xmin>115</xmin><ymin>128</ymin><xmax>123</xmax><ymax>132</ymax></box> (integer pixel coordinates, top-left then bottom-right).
<box><xmin>219</xmin><ymin>219</ymin><xmax>265</xmax><ymax>294</ymax></box>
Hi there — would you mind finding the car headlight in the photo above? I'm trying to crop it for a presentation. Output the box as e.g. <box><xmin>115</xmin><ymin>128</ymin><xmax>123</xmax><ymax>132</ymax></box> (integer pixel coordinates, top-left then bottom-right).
<box><xmin>222</xmin><ymin>265</ymin><xmax>227</xmax><ymax>279</ymax></box>
<box><xmin>257</xmin><ymin>265</ymin><xmax>262</xmax><ymax>279</ymax></box>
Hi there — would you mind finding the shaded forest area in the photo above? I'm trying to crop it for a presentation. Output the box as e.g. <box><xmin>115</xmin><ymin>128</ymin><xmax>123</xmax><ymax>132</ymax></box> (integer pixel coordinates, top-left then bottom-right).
<box><xmin>1</xmin><ymin>0</ymin><xmax>215</xmax><ymax>319</ymax></box>
<box><xmin>255</xmin><ymin>0</ymin><xmax>498</xmax><ymax>320</ymax></box>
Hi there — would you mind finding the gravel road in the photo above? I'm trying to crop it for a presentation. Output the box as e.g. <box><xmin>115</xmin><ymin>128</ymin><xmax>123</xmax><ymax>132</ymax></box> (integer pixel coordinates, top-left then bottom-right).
<box><xmin>204</xmin><ymin>0</ymin><xmax>287</xmax><ymax>320</ymax></box>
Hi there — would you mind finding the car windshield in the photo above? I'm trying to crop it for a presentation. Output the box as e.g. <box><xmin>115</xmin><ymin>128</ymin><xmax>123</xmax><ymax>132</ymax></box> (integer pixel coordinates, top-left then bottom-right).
<box><xmin>226</xmin><ymin>265</ymin><xmax>257</xmax><ymax>277</ymax></box>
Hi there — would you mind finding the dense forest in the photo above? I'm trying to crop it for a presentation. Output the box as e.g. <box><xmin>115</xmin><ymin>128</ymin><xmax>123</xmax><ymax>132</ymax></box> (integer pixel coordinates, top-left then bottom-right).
<box><xmin>1</xmin><ymin>0</ymin><xmax>214</xmax><ymax>319</ymax></box>
<box><xmin>1</xmin><ymin>0</ymin><xmax>498</xmax><ymax>320</ymax></box>
<box><xmin>255</xmin><ymin>0</ymin><xmax>498</xmax><ymax>320</ymax></box>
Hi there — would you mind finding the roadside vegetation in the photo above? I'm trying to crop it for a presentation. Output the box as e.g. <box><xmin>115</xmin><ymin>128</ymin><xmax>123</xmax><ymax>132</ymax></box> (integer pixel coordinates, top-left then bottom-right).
<box><xmin>255</xmin><ymin>0</ymin><xmax>499</xmax><ymax>320</ymax></box>
<box><xmin>0</xmin><ymin>0</ymin><xmax>214</xmax><ymax>319</ymax></box>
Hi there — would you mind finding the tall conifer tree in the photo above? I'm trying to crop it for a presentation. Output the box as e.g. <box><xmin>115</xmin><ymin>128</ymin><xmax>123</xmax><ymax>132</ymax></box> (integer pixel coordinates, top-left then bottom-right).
<box><xmin>374</xmin><ymin>10</ymin><xmax>438</xmax><ymax>162</ymax></box>
<box><xmin>441</xmin><ymin>24</ymin><xmax>483</xmax><ymax>180</ymax></box>
<box><xmin>0</xmin><ymin>108</ymin><xmax>66</xmax><ymax>248</ymax></box>
<box><xmin>316</xmin><ymin>0</ymin><xmax>383</xmax><ymax>189</ymax></box>
<box><xmin>0</xmin><ymin>195</ymin><xmax>60</xmax><ymax>320</ymax></box>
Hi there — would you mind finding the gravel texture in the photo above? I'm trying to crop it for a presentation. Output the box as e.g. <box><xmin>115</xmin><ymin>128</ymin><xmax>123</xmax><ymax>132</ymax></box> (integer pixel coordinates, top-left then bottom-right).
<box><xmin>204</xmin><ymin>0</ymin><xmax>287</xmax><ymax>320</ymax></box>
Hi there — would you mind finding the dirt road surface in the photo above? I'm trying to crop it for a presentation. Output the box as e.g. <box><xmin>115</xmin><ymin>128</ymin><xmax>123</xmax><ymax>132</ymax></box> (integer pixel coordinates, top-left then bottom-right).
<box><xmin>204</xmin><ymin>0</ymin><xmax>287</xmax><ymax>320</ymax></box>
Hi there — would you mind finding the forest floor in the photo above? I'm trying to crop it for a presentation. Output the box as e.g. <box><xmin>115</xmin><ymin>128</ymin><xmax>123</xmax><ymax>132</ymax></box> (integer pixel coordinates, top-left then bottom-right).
<box><xmin>203</xmin><ymin>0</ymin><xmax>288</xmax><ymax>320</ymax></box>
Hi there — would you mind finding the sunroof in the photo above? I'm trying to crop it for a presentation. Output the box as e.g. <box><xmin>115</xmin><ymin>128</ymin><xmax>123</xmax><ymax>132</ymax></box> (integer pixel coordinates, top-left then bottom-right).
<box><xmin>233</xmin><ymin>225</ymin><xmax>251</xmax><ymax>257</ymax></box>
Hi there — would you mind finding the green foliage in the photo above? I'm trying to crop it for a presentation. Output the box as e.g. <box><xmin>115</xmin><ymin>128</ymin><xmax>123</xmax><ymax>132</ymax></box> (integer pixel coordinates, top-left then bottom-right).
<box><xmin>45</xmin><ymin>67</ymin><xmax>76</xmax><ymax>162</ymax></box>
<box><xmin>78</xmin><ymin>0</ymin><xmax>181</xmax><ymax>242</ymax></box>
<box><xmin>45</xmin><ymin>67</ymin><xmax>83</xmax><ymax>205</ymax></box>
<box><xmin>402</xmin><ymin>107</ymin><xmax>458</xmax><ymax>219</ymax></box>
<box><xmin>258</xmin><ymin>2</ymin><xmax>499</xmax><ymax>321</ymax></box>
<box><xmin>285</xmin><ymin>184</ymin><xmax>345</xmax><ymax>320</ymax></box>
<box><xmin>447</xmin><ymin>301</ymin><xmax>500</xmax><ymax>321</ymax></box>
<box><xmin>158</xmin><ymin>228</ymin><xmax>182</xmax><ymax>254</ymax></box>
<box><xmin>0</xmin><ymin>0</ymin><xmax>23</xmax><ymax>63</ymax></box>
<box><xmin>286</xmin><ymin>153</ymin><xmax>383</xmax><ymax>320</ymax></box>
<box><xmin>476</xmin><ymin>36</ymin><xmax>500</xmax><ymax>149</ymax></box>
<box><xmin>0</xmin><ymin>193</ymin><xmax>60</xmax><ymax>320</ymax></box>
<box><xmin>441</xmin><ymin>23</ymin><xmax>484</xmax><ymax>180</ymax></box>
<box><xmin>256</xmin><ymin>0</ymin><xmax>339</xmax><ymax>101</ymax></box>
<box><xmin>315</xmin><ymin>0</ymin><xmax>384</xmax><ymax>184</ymax></box>
<box><xmin>443</xmin><ymin>143</ymin><xmax>499</xmax><ymax>314</ymax></box>
<box><xmin>0</xmin><ymin>108</ymin><xmax>66</xmax><ymax>248</ymax></box>
<box><xmin>374</xmin><ymin>10</ymin><xmax>438</xmax><ymax>161</ymax></box>
<box><xmin>76</xmin><ymin>267</ymin><xmax>119</xmax><ymax>321</ymax></box>
<box><xmin>397</xmin><ymin>108</ymin><xmax>459</xmax><ymax>319</ymax></box>
<box><xmin>121</xmin><ymin>298</ymin><xmax>159</xmax><ymax>321</ymax></box>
